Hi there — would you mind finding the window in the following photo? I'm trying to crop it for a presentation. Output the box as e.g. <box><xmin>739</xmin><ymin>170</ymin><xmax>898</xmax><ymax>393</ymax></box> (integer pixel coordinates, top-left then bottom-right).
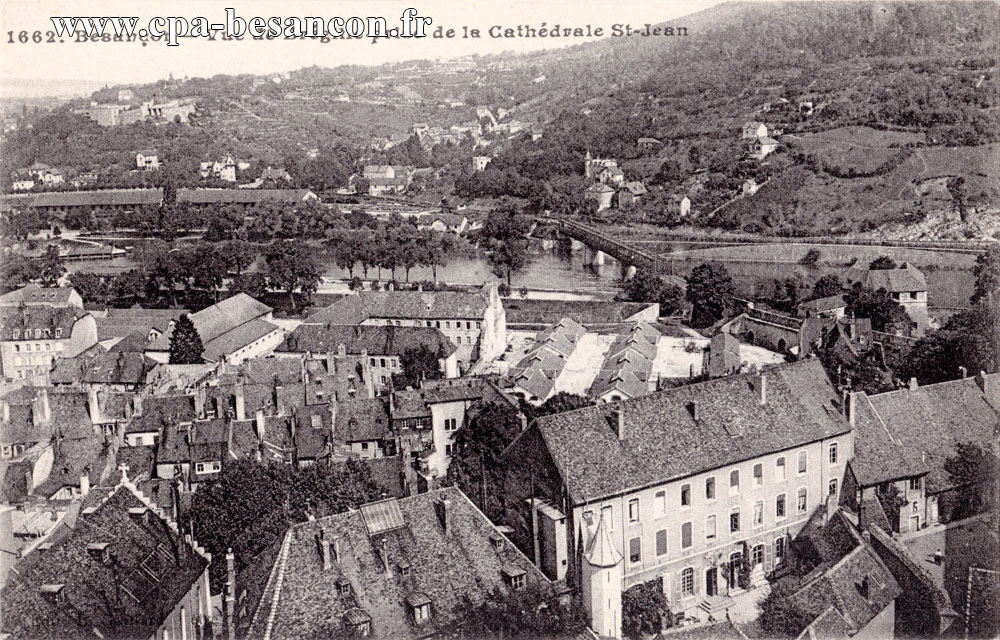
<box><xmin>797</xmin><ymin>488</ymin><xmax>808</xmax><ymax>514</ymax></box>
<box><xmin>311</xmin><ymin>414</ymin><xmax>322</xmax><ymax>428</ymax></box>
<box><xmin>444</xmin><ymin>444</ymin><xmax>453</xmax><ymax>456</ymax></box>
<box><xmin>829</xmin><ymin>442</ymin><xmax>839</xmax><ymax>465</ymax></box>
<box><xmin>797</xmin><ymin>451</ymin><xmax>807</xmax><ymax>474</ymax></box>
<box><xmin>730</xmin><ymin>469</ymin><xmax>740</xmax><ymax>494</ymax></box>
<box><xmin>466</xmin><ymin>321</ymin><xmax>471</xmax><ymax>329</ymax></box>
<box><xmin>752</xmin><ymin>544</ymin><xmax>764</xmax><ymax>566</ymax></box>
<box><xmin>195</xmin><ymin>461</ymin><xmax>220</xmax><ymax>474</ymax></box>
<box><xmin>775</xmin><ymin>537</ymin><xmax>786</xmax><ymax>562</ymax></box>
<box><xmin>476</xmin><ymin>322</ymin><xmax>481</xmax><ymax>329</ymax></box>
<box><xmin>655</xmin><ymin>530</ymin><xmax>667</xmax><ymax>556</ymax></box>
<box><xmin>776</xmin><ymin>457</ymin><xmax>786</xmax><ymax>481</ymax></box>
<box><xmin>508</xmin><ymin>573</ymin><xmax>526</xmax><ymax>590</ymax></box>
<box><xmin>753</xmin><ymin>463</ymin><xmax>762</xmax><ymax>487</ymax></box>
<box><xmin>705</xmin><ymin>515</ymin><xmax>717</xmax><ymax>541</ymax></box>
<box><xmin>909</xmin><ymin>477</ymin><xmax>921</xmax><ymax>491</ymax></box>
<box><xmin>776</xmin><ymin>494</ymin><xmax>786</xmax><ymax>519</ymax></box>
<box><xmin>414</xmin><ymin>603</ymin><xmax>431</xmax><ymax>622</ymax></box>
<box><xmin>444</xmin><ymin>322</ymin><xmax>450</xmax><ymax>329</ymax></box>
<box><xmin>655</xmin><ymin>491</ymin><xmax>666</xmax><ymax>516</ymax></box>
<box><xmin>628</xmin><ymin>499</ymin><xmax>640</xmax><ymax>523</ymax></box>
<box><xmin>380</xmin><ymin>376</ymin><xmax>388</xmax><ymax>385</ymax></box>
<box><xmin>12</xmin><ymin>330</ymin><xmax>18</xmax><ymax>340</ymax></box>
<box><xmin>680</xmin><ymin>484</ymin><xmax>691</xmax><ymax>507</ymax></box>
<box><xmin>444</xmin><ymin>418</ymin><xmax>458</xmax><ymax>431</ymax></box>
<box><xmin>361</xmin><ymin>442</ymin><xmax>370</xmax><ymax>451</ymax></box>
<box><xmin>380</xmin><ymin>358</ymin><xmax>386</xmax><ymax>368</ymax></box>
<box><xmin>45</xmin><ymin>343</ymin><xmax>50</xmax><ymax>351</ymax></box>
<box><xmin>730</xmin><ymin>509</ymin><xmax>740</xmax><ymax>533</ymax></box>
<box><xmin>753</xmin><ymin>501</ymin><xmax>764</xmax><ymax>527</ymax></box>
<box><xmin>629</xmin><ymin>537</ymin><xmax>641</xmax><ymax>563</ymax></box>
<box><xmin>829</xmin><ymin>479</ymin><xmax>838</xmax><ymax>496</ymax></box>
<box><xmin>705</xmin><ymin>477</ymin><xmax>716</xmax><ymax>501</ymax></box>
<box><xmin>681</xmin><ymin>522</ymin><xmax>692</xmax><ymax>549</ymax></box>
<box><xmin>13</xmin><ymin>345</ymin><xmax>18</xmax><ymax>352</ymax></box>
<box><xmin>370</xmin><ymin>358</ymin><xmax>376</xmax><ymax>366</ymax></box>
<box><xmin>681</xmin><ymin>568</ymin><xmax>694</xmax><ymax>595</ymax></box>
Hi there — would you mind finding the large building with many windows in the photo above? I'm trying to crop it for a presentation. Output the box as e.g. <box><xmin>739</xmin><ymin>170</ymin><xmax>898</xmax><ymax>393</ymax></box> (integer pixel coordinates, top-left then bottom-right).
<box><xmin>502</xmin><ymin>358</ymin><xmax>854</xmax><ymax>638</ymax></box>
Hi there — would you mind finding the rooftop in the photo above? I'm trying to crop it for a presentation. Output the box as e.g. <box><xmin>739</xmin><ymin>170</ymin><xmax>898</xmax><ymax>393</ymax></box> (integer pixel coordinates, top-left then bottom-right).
<box><xmin>278</xmin><ymin>324</ymin><xmax>456</xmax><ymax>358</ymax></box>
<box><xmin>306</xmin><ymin>287</ymin><xmax>496</xmax><ymax>323</ymax></box>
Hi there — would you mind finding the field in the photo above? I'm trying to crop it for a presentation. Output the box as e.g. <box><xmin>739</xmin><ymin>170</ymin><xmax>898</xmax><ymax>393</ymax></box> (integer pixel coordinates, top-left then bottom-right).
<box><xmin>788</xmin><ymin>126</ymin><xmax>925</xmax><ymax>175</ymax></box>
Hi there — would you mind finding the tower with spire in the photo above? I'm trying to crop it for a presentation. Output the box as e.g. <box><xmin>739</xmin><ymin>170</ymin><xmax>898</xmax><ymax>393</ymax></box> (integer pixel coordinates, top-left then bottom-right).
<box><xmin>581</xmin><ymin>512</ymin><xmax>624</xmax><ymax>639</ymax></box>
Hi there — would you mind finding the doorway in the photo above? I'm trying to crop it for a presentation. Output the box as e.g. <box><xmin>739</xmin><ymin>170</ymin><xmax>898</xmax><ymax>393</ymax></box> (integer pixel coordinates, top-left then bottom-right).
<box><xmin>705</xmin><ymin>567</ymin><xmax>718</xmax><ymax>597</ymax></box>
<box><xmin>909</xmin><ymin>515</ymin><xmax>920</xmax><ymax>532</ymax></box>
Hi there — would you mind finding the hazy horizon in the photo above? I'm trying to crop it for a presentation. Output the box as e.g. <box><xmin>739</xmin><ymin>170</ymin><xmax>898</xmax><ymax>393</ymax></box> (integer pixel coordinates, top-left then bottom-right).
<box><xmin>1</xmin><ymin>0</ymin><xmax>722</xmax><ymax>98</ymax></box>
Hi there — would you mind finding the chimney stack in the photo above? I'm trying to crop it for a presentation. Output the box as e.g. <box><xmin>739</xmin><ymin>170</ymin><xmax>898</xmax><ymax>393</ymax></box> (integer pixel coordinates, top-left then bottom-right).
<box><xmin>274</xmin><ymin>384</ymin><xmax>284</xmax><ymax>416</ymax></box>
<box><xmin>380</xmin><ymin>536</ymin><xmax>390</xmax><ymax>572</ymax></box>
<box><xmin>959</xmin><ymin>366</ymin><xmax>968</xmax><ymax>379</ymax></box>
<box><xmin>612</xmin><ymin>408</ymin><xmax>624</xmax><ymax>441</ymax></box>
<box><xmin>846</xmin><ymin>392</ymin><xmax>857</xmax><ymax>427</ymax></box>
<box><xmin>320</xmin><ymin>537</ymin><xmax>332</xmax><ymax>570</ymax></box>
<box><xmin>235</xmin><ymin>381</ymin><xmax>246</xmax><ymax>421</ymax></box>
<box><xmin>79</xmin><ymin>474</ymin><xmax>90</xmax><ymax>497</ymax></box>
<box><xmin>332</xmin><ymin>536</ymin><xmax>340</xmax><ymax>562</ymax></box>
<box><xmin>437</xmin><ymin>499</ymin><xmax>451</xmax><ymax>534</ymax></box>
<box><xmin>86</xmin><ymin>388</ymin><xmax>102</xmax><ymax>426</ymax></box>
<box><xmin>255</xmin><ymin>409</ymin><xmax>266</xmax><ymax>442</ymax></box>
<box><xmin>908</xmin><ymin>377</ymin><xmax>918</xmax><ymax>391</ymax></box>
<box><xmin>132</xmin><ymin>395</ymin><xmax>143</xmax><ymax>418</ymax></box>
<box><xmin>326</xmin><ymin>351</ymin><xmax>336</xmax><ymax>375</ymax></box>
<box><xmin>690</xmin><ymin>400</ymin><xmax>700</xmax><ymax>421</ymax></box>
<box><xmin>338</xmin><ymin>343</ymin><xmax>347</xmax><ymax>357</ymax></box>
<box><xmin>758</xmin><ymin>374</ymin><xmax>767</xmax><ymax>405</ymax></box>
<box><xmin>195</xmin><ymin>387</ymin><xmax>206</xmax><ymax>419</ymax></box>
<box><xmin>224</xmin><ymin>548</ymin><xmax>237</xmax><ymax>640</ymax></box>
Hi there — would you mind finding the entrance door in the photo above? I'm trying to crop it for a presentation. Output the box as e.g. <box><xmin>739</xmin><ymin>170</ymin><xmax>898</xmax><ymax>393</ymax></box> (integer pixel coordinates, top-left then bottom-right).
<box><xmin>729</xmin><ymin>552</ymin><xmax>742</xmax><ymax>590</ymax></box>
<box><xmin>909</xmin><ymin>515</ymin><xmax>920</xmax><ymax>532</ymax></box>
<box><xmin>705</xmin><ymin>567</ymin><xmax>718</xmax><ymax>596</ymax></box>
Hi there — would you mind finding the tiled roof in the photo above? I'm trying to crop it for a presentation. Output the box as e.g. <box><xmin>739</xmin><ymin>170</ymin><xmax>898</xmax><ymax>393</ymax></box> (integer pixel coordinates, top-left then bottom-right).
<box><xmin>125</xmin><ymin>394</ymin><xmax>196</xmax><ymax>434</ymax></box>
<box><xmin>50</xmin><ymin>349</ymin><xmax>154</xmax><ymax>386</ymax></box>
<box><xmin>864</xmin><ymin>265</ymin><xmax>927</xmax><ymax>293</ymax></box>
<box><xmin>0</xmin><ymin>481</ymin><xmax>208</xmax><ymax>639</ymax></box>
<box><xmin>0</xmin><ymin>306</ymin><xmax>89</xmax><ymax>340</ymax></box>
<box><xmin>29</xmin><ymin>189</ymin><xmax>163</xmax><ymax>208</ymax></box>
<box><xmin>0</xmin><ymin>285</ymin><xmax>79</xmax><ymax>307</ymax></box>
<box><xmin>390</xmin><ymin>389</ymin><xmax>432</xmax><ymax>420</ymax></box>
<box><xmin>306</xmin><ymin>289</ymin><xmax>493</xmax><ymax>323</ymax></box>
<box><xmin>95</xmin><ymin>308</ymin><xmax>186</xmax><ymax>340</ymax></box>
<box><xmin>176</xmin><ymin>188</ymin><xmax>315</xmax><ymax>204</ymax></box>
<box><xmin>201</xmin><ymin>318</ymin><xmax>280</xmax><ymax>363</ymax></box>
<box><xmin>156</xmin><ymin>417</ymin><xmax>227</xmax><ymax>465</ymax></box>
<box><xmin>523</xmin><ymin>359</ymin><xmax>849</xmax><ymax>504</ymax></box>
<box><xmin>1</xmin><ymin>388</ymin><xmax>94</xmax><ymax>446</ymax></box>
<box><xmin>798</xmin><ymin>295</ymin><xmax>847</xmax><ymax>312</ymax></box>
<box><xmin>278</xmin><ymin>324</ymin><xmax>456</xmax><ymax>358</ymax></box>
<box><xmin>244</xmin><ymin>487</ymin><xmax>546</xmax><ymax>640</ymax></box>
<box><xmin>335</xmin><ymin>398</ymin><xmax>391</xmax><ymax>443</ymax></box>
<box><xmin>146</xmin><ymin>293</ymin><xmax>273</xmax><ymax>354</ymax></box>
<box><xmin>862</xmin><ymin>378</ymin><xmax>1000</xmax><ymax>492</ymax></box>
<box><xmin>847</xmin><ymin>393</ymin><xmax>929</xmax><ymax>487</ymax></box>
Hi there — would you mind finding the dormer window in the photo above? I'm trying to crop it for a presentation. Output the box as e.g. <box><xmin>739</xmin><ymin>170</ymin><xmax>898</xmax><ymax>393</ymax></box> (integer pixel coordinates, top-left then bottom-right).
<box><xmin>490</xmin><ymin>533</ymin><xmax>505</xmax><ymax>552</ymax></box>
<box><xmin>336</xmin><ymin>576</ymin><xmax>352</xmax><ymax>596</ymax></box>
<box><xmin>87</xmin><ymin>542</ymin><xmax>111</xmax><ymax>564</ymax></box>
<box><xmin>502</xmin><ymin>566</ymin><xmax>526</xmax><ymax>590</ymax></box>
<box><xmin>40</xmin><ymin>584</ymin><xmax>65</xmax><ymax>605</ymax></box>
<box><xmin>405</xmin><ymin>592</ymin><xmax>432</xmax><ymax>623</ymax></box>
<box><xmin>12</xmin><ymin>330</ymin><xmax>19</xmax><ymax>340</ymax></box>
<box><xmin>397</xmin><ymin>561</ymin><xmax>411</xmax><ymax>577</ymax></box>
<box><xmin>342</xmin><ymin>609</ymin><xmax>371</xmax><ymax>636</ymax></box>
<box><xmin>54</xmin><ymin>328</ymin><xmax>62</xmax><ymax>338</ymax></box>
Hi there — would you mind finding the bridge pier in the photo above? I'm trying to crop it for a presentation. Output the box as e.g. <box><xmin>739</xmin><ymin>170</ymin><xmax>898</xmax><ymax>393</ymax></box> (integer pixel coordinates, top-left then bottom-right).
<box><xmin>623</xmin><ymin>265</ymin><xmax>637</xmax><ymax>280</ymax></box>
<box><xmin>592</xmin><ymin>250</ymin><xmax>606</xmax><ymax>266</ymax></box>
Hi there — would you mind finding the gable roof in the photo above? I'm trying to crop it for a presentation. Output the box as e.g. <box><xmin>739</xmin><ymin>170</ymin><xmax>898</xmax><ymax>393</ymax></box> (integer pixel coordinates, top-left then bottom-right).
<box><xmin>0</xmin><ymin>480</ymin><xmax>209</xmax><ymax>639</ymax></box>
<box><xmin>176</xmin><ymin>188</ymin><xmax>315</xmax><ymax>205</ymax></box>
<box><xmin>798</xmin><ymin>295</ymin><xmax>847</xmax><ymax>313</ymax></box>
<box><xmin>864</xmin><ymin>265</ymin><xmax>927</xmax><ymax>293</ymax></box>
<box><xmin>306</xmin><ymin>289</ymin><xmax>492</xmax><ymax>323</ymax></box>
<box><xmin>29</xmin><ymin>189</ymin><xmax>163</xmax><ymax>208</ymax></box>
<box><xmin>50</xmin><ymin>349</ymin><xmax>155</xmax><ymax>386</ymax></box>
<box><xmin>0</xmin><ymin>306</ymin><xmax>89</xmax><ymax>340</ymax></box>
<box><xmin>243</xmin><ymin>487</ymin><xmax>546</xmax><ymax>640</ymax></box>
<box><xmin>334</xmin><ymin>398</ymin><xmax>391</xmax><ymax>443</ymax></box>
<box><xmin>0</xmin><ymin>285</ymin><xmax>80</xmax><ymax>307</ymax></box>
<box><xmin>860</xmin><ymin>378</ymin><xmax>1000</xmax><ymax>492</ymax></box>
<box><xmin>521</xmin><ymin>359</ymin><xmax>849</xmax><ymax>504</ymax></box>
<box><xmin>277</xmin><ymin>324</ymin><xmax>456</xmax><ymax>358</ymax></box>
<box><xmin>146</xmin><ymin>293</ymin><xmax>272</xmax><ymax>355</ymax></box>
<box><xmin>95</xmin><ymin>308</ymin><xmax>187</xmax><ymax>341</ymax></box>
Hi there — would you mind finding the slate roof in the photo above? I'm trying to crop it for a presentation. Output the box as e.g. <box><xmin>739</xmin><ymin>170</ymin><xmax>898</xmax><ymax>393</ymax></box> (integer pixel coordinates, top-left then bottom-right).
<box><xmin>0</xmin><ymin>285</ymin><xmax>80</xmax><ymax>307</ymax></box>
<box><xmin>0</xmin><ymin>306</ymin><xmax>89</xmax><ymax>340</ymax></box>
<box><xmin>798</xmin><ymin>295</ymin><xmax>847</xmax><ymax>313</ymax></box>
<box><xmin>0</xmin><ymin>481</ymin><xmax>209</xmax><ymax>640</ymax></box>
<box><xmin>146</xmin><ymin>294</ymin><xmax>275</xmax><ymax>360</ymax></box>
<box><xmin>847</xmin><ymin>393</ymin><xmax>929</xmax><ymax>487</ymax></box>
<box><xmin>521</xmin><ymin>358</ymin><xmax>850</xmax><ymax>504</ymax></box>
<box><xmin>390</xmin><ymin>389</ymin><xmax>432</xmax><ymax>421</ymax></box>
<box><xmin>1</xmin><ymin>388</ymin><xmax>94</xmax><ymax>446</ymax></box>
<box><xmin>862</xmin><ymin>378</ymin><xmax>1000</xmax><ymax>492</ymax></box>
<box><xmin>306</xmin><ymin>289</ymin><xmax>493</xmax><ymax>323</ymax></box>
<box><xmin>125</xmin><ymin>394</ymin><xmax>196</xmax><ymax>434</ymax></box>
<box><xmin>156</xmin><ymin>417</ymin><xmax>228</xmax><ymax>465</ymax></box>
<box><xmin>244</xmin><ymin>487</ymin><xmax>546</xmax><ymax>640</ymax></box>
<box><xmin>278</xmin><ymin>324</ymin><xmax>456</xmax><ymax>358</ymax></box>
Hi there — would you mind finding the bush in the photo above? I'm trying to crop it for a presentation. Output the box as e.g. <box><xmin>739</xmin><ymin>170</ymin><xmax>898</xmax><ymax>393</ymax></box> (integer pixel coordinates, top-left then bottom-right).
<box><xmin>800</xmin><ymin>248</ymin><xmax>821</xmax><ymax>266</ymax></box>
<box><xmin>623</xmin><ymin>579</ymin><xmax>673</xmax><ymax>639</ymax></box>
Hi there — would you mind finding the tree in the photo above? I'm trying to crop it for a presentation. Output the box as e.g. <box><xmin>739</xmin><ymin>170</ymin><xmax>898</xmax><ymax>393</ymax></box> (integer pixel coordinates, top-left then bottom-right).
<box><xmin>169</xmin><ymin>314</ymin><xmax>205</xmax><ymax>364</ymax></box>
<box><xmin>799</xmin><ymin>248</ymin><xmax>821</xmax><ymax>266</ymax></box>
<box><xmin>758</xmin><ymin>580</ymin><xmax>814</xmax><ymax>638</ymax></box>
<box><xmin>623</xmin><ymin>580</ymin><xmax>673</xmax><ymax>639</ymax></box>
<box><xmin>685</xmin><ymin>263</ymin><xmax>736</xmax><ymax>328</ymax></box>
<box><xmin>523</xmin><ymin>392</ymin><xmax>592</xmax><ymax>422</ymax></box>
<box><xmin>446</xmin><ymin>400</ymin><xmax>523</xmax><ymax>520</ymax></box>
<box><xmin>482</xmin><ymin>204</ymin><xmax>532</xmax><ymax>287</ymax></box>
<box><xmin>844</xmin><ymin>284</ymin><xmax>911</xmax><ymax>333</ymax></box>
<box><xmin>219</xmin><ymin>240</ymin><xmax>257</xmax><ymax>276</ymax></box>
<box><xmin>38</xmin><ymin>245</ymin><xmax>65</xmax><ymax>286</ymax></box>
<box><xmin>869</xmin><ymin>255</ymin><xmax>898</xmax><ymax>270</ymax></box>
<box><xmin>263</xmin><ymin>240</ymin><xmax>322</xmax><ymax>311</ymax></box>
<box><xmin>944</xmin><ymin>442</ymin><xmax>1000</xmax><ymax>521</ymax></box>
<box><xmin>972</xmin><ymin>245</ymin><xmax>1000</xmax><ymax>305</ymax></box>
<box><xmin>811</xmin><ymin>274</ymin><xmax>844</xmax><ymax>300</ymax></box>
<box><xmin>449</xmin><ymin>583</ymin><xmax>586</xmax><ymax>639</ymax></box>
<box><xmin>392</xmin><ymin>345</ymin><xmax>445</xmax><ymax>389</ymax></box>
<box><xmin>621</xmin><ymin>271</ymin><xmax>683</xmax><ymax>315</ymax></box>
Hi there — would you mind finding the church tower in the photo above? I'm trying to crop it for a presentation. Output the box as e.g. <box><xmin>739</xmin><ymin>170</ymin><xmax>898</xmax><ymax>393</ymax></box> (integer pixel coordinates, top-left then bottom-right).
<box><xmin>581</xmin><ymin>512</ymin><xmax>624</xmax><ymax>639</ymax></box>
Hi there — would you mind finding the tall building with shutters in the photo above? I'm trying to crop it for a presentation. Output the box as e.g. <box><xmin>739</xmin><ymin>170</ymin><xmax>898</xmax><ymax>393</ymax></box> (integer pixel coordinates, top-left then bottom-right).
<box><xmin>502</xmin><ymin>359</ymin><xmax>855</xmax><ymax>637</ymax></box>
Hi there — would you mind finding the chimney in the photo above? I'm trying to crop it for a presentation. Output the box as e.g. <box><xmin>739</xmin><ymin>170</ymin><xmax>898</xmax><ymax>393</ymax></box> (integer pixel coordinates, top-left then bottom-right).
<box><xmin>274</xmin><ymin>384</ymin><xmax>284</xmax><ymax>416</ymax></box>
<box><xmin>846</xmin><ymin>392</ymin><xmax>857</xmax><ymax>427</ymax></box>
<box><xmin>319</xmin><ymin>537</ymin><xmax>332</xmax><ymax>570</ymax></box>
<box><xmin>326</xmin><ymin>351</ymin><xmax>336</xmax><ymax>375</ymax></box>
<box><xmin>388</xmin><ymin>282</ymin><xmax>394</xmax><ymax>291</ymax></box>
<box><xmin>908</xmin><ymin>377</ymin><xmax>918</xmax><ymax>391</ymax></box>
<box><xmin>758</xmin><ymin>374</ymin><xmax>767</xmax><ymax>405</ymax></box>
<box><xmin>132</xmin><ymin>395</ymin><xmax>143</xmax><ymax>418</ymax></box>
<box><xmin>379</xmin><ymin>536</ymin><xmax>390</xmax><ymax>572</ymax></box>
<box><xmin>332</xmin><ymin>536</ymin><xmax>340</xmax><ymax>562</ymax></box>
<box><xmin>128</xmin><ymin>507</ymin><xmax>148</xmax><ymax>524</ymax></box>
<box><xmin>337</xmin><ymin>343</ymin><xmax>347</xmax><ymax>357</ymax></box>
<box><xmin>25</xmin><ymin>469</ymin><xmax>33</xmax><ymax>496</ymax></box>
<box><xmin>255</xmin><ymin>409</ymin><xmax>266</xmax><ymax>442</ymax></box>
<box><xmin>195</xmin><ymin>387</ymin><xmax>207</xmax><ymax>418</ymax></box>
<box><xmin>959</xmin><ymin>366</ymin><xmax>968</xmax><ymax>379</ymax></box>
<box><xmin>690</xmin><ymin>400</ymin><xmax>700</xmax><ymax>421</ymax></box>
<box><xmin>437</xmin><ymin>499</ymin><xmax>451</xmax><ymax>534</ymax></box>
<box><xmin>79</xmin><ymin>474</ymin><xmax>90</xmax><ymax>497</ymax></box>
<box><xmin>235</xmin><ymin>381</ymin><xmax>246</xmax><ymax>421</ymax></box>
<box><xmin>2</xmin><ymin>400</ymin><xmax>8</xmax><ymax>422</ymax></box>
<box><xmin>611</xmin><ymin>408</ymin><xmax>624</xmax><ymax>441</ymax></box>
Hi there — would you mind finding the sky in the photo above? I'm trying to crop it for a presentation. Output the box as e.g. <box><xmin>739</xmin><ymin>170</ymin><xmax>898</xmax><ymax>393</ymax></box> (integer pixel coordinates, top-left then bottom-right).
<box><xmin>0</xmin><ymin>0</ymin><xmax>722</xmax><ymax>92</ymax></box>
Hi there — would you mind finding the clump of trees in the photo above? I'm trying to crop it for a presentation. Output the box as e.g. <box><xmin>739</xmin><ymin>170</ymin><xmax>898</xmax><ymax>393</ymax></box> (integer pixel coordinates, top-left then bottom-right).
<box><xmin>620</xmin><ymin>271</ymin><xmax>685</xmax><ymax>316</ymax></box>
<box><xmin>686</xmin><ymin>263</ymin><xmax>736</xmax><ymax>328</ymax></box>
<box><xmin>480</xmin><ymin>202</ymin><xmax>532</xmax><ymax>287</ymax></box>
<box><xmin>623</xmin><ymin>579</ymin><xmax>673</xmax><ymax>639</ymax></box>
<box><xmin>392</xmin><ymin>345</ymin><xmax>446</xmax><ymax>389</ymax></box>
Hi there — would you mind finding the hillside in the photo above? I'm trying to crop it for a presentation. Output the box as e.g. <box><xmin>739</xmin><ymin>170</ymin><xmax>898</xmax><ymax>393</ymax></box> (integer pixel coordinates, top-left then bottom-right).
<box><xmin>2</xmin><ymin>1</ymin><xmax>998</xmax><ymax>238</ymax></box>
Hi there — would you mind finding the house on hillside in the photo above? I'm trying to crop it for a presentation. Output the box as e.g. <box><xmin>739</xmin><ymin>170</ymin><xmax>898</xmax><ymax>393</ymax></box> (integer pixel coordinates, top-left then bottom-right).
<box><xmin>585</xmin><ymin>182</ymin><xmax>616</xmax><ymax>212</ymax></box>
<box><xmin>618</xmin><ymin>182</ymin><xmax>648</xmax><ymax>209</ymax></box>
<box><xmin>846</xmin><ymin>263</ymin><xmax>929</xmax><ymax>332</ymax></box>
<box><xmin>135</xmin><ymin>149</ymin><xmax>160</xmax><ymax>171</ymax></box>
<box><xmin>748</xmin><ymin>136</ymin><xmax>780</xmax><ymax>160</ymax></box>
<box><xmin>742</xmin><ymin>122</ymin><xmax>769</xmax><ymax>139</ymax></box>
<box><xmin>472</xmin><ymin>155</ymin><xmax>492</xmax><ymax>172</ymax></box>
